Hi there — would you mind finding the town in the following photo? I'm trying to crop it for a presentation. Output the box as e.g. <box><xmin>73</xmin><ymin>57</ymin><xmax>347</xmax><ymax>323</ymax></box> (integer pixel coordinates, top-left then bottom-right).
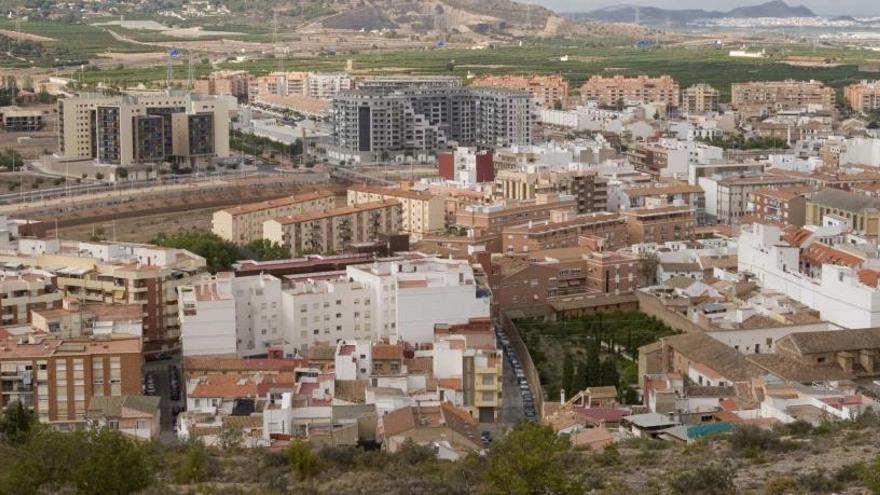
<box><xmin>4</xmin><ymin>0</ymin><xmax>880</xmax><ymax>493</ymax></box>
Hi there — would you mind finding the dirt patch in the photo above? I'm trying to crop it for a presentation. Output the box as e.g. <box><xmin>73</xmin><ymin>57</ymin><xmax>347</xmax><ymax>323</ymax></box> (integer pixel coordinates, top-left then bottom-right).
<box><xmin>0</xmin><ymin>29</ymin><xmax>55</xmax><ymax>42</ymax></box>
<box><xmin>59</xmin><ymin>206</ymin><xmax>216</xmax><ymax>243</ymax></box>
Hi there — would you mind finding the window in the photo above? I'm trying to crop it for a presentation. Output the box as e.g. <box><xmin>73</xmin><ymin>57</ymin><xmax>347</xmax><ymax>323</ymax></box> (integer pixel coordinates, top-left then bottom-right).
<box><xmin>482</xmin><ymin>375</ymin><xmax>494</xmax><ymax>385</ymax></box>
<box><xmin>313</xmin><ymin>329</ymin><xmax>319</xmax><ymax>335</ymax></box>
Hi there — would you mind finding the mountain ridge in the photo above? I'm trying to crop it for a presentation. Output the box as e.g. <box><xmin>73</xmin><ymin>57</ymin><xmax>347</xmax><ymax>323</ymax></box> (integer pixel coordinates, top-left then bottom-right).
<box><xmin>566</xmin><ymin>1</ymin><xmax>815</xmax><ymax>25</ymax></box>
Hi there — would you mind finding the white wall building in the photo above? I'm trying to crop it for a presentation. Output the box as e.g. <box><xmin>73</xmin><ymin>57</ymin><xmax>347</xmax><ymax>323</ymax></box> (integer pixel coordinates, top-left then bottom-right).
<box><xmin>840</xmin><ymin>138</ymin><xmax>880</xmax><ymax>167</ymax></box>
<box><xmin>177</xmin><ymin>275</ymin><xmax>237</xmax><ymax>357</ymax></box>
<box><xmin>738</xmin><ymin>223</ymin><xmax>880</xmax><ymax>329</ymax></box>
<box><xmin>346</xmin><ymin>258</ymin><xmax>490</xmax><ymax>344</ymax></box>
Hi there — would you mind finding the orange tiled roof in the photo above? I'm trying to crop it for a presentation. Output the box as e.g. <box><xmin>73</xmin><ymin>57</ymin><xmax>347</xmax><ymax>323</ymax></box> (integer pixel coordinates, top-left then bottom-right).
<box><xmin>802</xmin><ymin>243</ymin><xmax>863</xmax><ymax>268</ymax></box>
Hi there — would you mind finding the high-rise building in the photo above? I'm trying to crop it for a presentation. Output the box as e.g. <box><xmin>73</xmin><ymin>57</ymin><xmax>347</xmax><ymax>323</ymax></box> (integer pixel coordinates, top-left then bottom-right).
<box><xmin>330</xmin><ymin>86</ymin><xmax>533</xmax><ymax>164</ymax></box>
<box><xmin>580</xmin><ymin>75</ymin><xmax>680</xmax><ymax>107</ymax></box>
<box><xmin>681</xmin><ymin>84</ymin><xmax>720</xmax><ymax>114</ymax></box>
<box><xmin>731</xmin><ymin>80</ymin><xmax>835</xmax><ymax>119</ymax></box>
<box><xmin>58</xmin><ymin>92</ymin><xmax>230</xmax><ymax>167</ymax></box>
<box><xmin>845</xmin><ymin>80</ymin><xmax>880</xmax><ymax>113</ymax></box>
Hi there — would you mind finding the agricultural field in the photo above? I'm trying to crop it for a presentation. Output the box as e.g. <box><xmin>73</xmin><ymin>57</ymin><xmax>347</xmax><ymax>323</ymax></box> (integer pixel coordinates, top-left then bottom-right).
<box><xmin>68</xmin><ymin>42</ymin><xmax>880</xmax><ymax>101</ymax></box>
<box><xmin>0</xmin><ymin>19</ymin><xmax>157</xmax><ymax>64</ymax></box>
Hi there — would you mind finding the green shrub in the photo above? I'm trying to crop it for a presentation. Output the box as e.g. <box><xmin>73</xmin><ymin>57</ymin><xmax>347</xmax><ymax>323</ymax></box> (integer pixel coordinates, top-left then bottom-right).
<box><xmin>668</xmin><ymin>463</ymin><xmax>736</xmax><ymax>495</ymax></box>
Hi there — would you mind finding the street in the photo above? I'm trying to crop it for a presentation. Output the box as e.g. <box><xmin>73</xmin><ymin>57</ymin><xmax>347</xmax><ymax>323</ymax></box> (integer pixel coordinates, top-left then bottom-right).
<box><xmin>143</xmin><ymin>353</ymin><xmax>184</xmax><ymax>444</ymax></box>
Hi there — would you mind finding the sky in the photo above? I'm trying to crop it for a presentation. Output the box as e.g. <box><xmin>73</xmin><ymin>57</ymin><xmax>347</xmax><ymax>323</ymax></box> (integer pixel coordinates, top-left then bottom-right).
<box><xmin>526</xmin><ymin>0</ymin><xmax>880</xmax><ymax>16</ymax></box>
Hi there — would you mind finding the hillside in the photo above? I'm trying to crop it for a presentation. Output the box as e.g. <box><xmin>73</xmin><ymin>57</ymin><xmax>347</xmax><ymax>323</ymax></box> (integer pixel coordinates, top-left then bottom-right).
<box><xmin>568</xmin><ymin>1</ymin><xmax>815</xmax><ymax>27</ymax></box>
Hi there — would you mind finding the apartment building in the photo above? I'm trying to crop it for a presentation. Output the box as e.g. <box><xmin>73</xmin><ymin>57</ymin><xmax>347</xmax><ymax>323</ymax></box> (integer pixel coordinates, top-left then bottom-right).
<box><xmin>471</xmin><ymin>74</ymin><xmax>569</xmax><ymax>108</ymax></box>
<box><xmin>698</xmin><ymin>175</ymin><xmax>808</xmax><ymax>224</ymax></box>
<box><xmin>805</xmin><ymin>188</ymin><xmax>880</xmax><ymax>236</ymax></box>
<box><xmin>455</xmin><ymin>194</ymin><xmax>577</xmax><ymax>235</ymax></box>
<box><xmin>347</xmin><ymin>185</ymin><xmax>444</xmax><ymax>237</ymax></box>
<box><xmin>0</xmin><ymin>240</ymin><xmax>208</xmax><ymax>350</ymax></box>
<box><xmin>580</xmin><ymin>75</ymin><xmax>680</xmax><ymax>107</ymax></box>
<box><xmin>0</xmin><ymin>333</ymin><xmax>142</xmax><ymax>425</ymax></box>
<box><xmin>307</xmin><ymin>72</ymin><xmax>353</xmax><ymax>99</ymax></box>
<box><xmin>489</xmin><ymin>248</ymin><xmax>639</xmax><ymax>314</ymax></box>
<box><xmin>751</xmin><ymin>186</ymin><xmax>813</xmax><ymax>226</ymax></box>
<box><xmin>58</xmin><ymin>92</ymin><xmax>230</xmax><ymax>167</ymax></box>
<box><xmin>626</xmin><ymin>140</ymin><xmax>723</xmax><ymax>177</ymax></box>
<box><xmin>281</xmin><ymin>277</ymin><xmax>378</xmax><ymax>353</ymax></box>
<box><xmin>250</xmin><ymin>72</ymin><xmax>308</xmax><ymax>98</ymax></box>
<box><xmin>437</xmin><ymin>147</ymin><xmax>494</xmax><ymax>186</ymax></box>
<box><xmin>193</xmin><ymin>70</ymin><xmax>250</xmax><ymax>98</ymax></box>
<box><xmin>681</xmin><ymin>84</ymin><xmax>720</xmax><ymax>114</ymax></box>
<box><xmin>619</xmin><ymin>205</ymin><xmax>696</xmax><ymax>244</ymax></box>
<box><xmin>493</xmin><ymin>169</ymin><xmax>608</xmax><ymax>214</ymax></box>
<box><xmin>263</xmin><ymin>200</ymin><xmax>403</xmax><ymax>257</ymax></box>
<box><xmin>501</xmin><ymin>211</ymin><xmax>628</xmax><ymax>254</ymax></box>
<box><xmin>757</xmin><ymin>116</ymin><xmax>833</xmax><ymax>142</ymax></box>
<box><xmin>0</xmin><ymin>106</ymin><xmax>45</xmax><ymax>132</ymax></box>
<box><xmin>178</xmin><ymin>274</ymin><xmax>238</xmax><ymax>357</ymax></box>
<box><xmin>618</xmin><ymin>183</ymin><xmax>707</xmax><ymax>224</ymax></box>
<box><xmin>356</xmin><ymin>75</ymin><xmax>462</xmax><ymax>90</ymax></box>
<box><xmin>731</xmin><ymin>80</ymin><xmax>835</xmax><ymax>119</ymax></box>
<box><xmin>430</xmin><ymin>318</ymin><xmax>503</xmax><ymax>422</ymax></box>
<box><xmin>30</xmin><ymin>297</ymin><xmax>143</xmax><ymax>340</ymax></box>
<box><xmin>212</xmin><ymin>190</ymin><xmax>337</xmax><ymax>244</ymax></box>
<box><xmin>330</xmin><ymin>86</ymin><xmax>533</xmax><ymax>163</ymax></box>
<box><xmin>738</xmin><ymin>222</ymin><xmax>880</xmax><ymax>329</ymax></box>
<box><xmin>0</xmin><ymin>272</ymin><xmax>62</xmax><ymax>325</ymax></box>
<box><xmin>345</xmin><ymin>257</ymin><xmax>490</xmax><ymax>343</ymax></box>
<box><xmin>844</xmin><ymin>80</ymin><xmax>880</xmax><ymax>113</ymax></box>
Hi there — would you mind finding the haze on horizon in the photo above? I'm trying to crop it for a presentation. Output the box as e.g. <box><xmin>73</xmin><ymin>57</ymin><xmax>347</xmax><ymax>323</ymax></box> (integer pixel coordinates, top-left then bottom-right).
<box><xmin>527</xmin><ymin>0</ymin><xmax>880</xmax><ymax>16</ymax></box>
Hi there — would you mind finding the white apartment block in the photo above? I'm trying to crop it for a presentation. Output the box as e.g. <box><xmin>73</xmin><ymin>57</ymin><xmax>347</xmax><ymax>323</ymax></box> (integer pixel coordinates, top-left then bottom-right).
<box><xmin>307</xmin><ymin>73</ymin><xmax>352</xmax><ymax>99</ymax></box>
<box><xmin>346</xmin><ymin>258</ymin><xmax>490</xmax><ymax>344</ymax></box>
<box><xmin>738</xmin><ymin>223</ymin><xmax>880</xmax><ymax>329</ymax></box>
<box><xmin>280</xmin><ymin>277</ymin><xmax>377</xmax><ymax>354</ymax></box>
<box><xmin>177</xmin><ymin>275</ymin><xmax>237</xmax><ymax>357</ymax></box>
<box><xmin>233</xmin><ymin>274</ymin><xmax>283</xmax><ymax>356</ymax></box>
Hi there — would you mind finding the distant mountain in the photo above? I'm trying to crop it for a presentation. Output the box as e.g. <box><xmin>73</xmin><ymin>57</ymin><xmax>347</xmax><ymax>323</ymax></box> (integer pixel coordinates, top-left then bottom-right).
<box><xmin>567</xmin><ymin>1</ymin><xmax>815</xmax><ymax>26</ymax></box>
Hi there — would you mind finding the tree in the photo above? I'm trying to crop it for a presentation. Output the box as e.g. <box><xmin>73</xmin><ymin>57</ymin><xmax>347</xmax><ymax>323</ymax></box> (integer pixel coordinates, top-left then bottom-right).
<box><xmin>116</xmin><ymin>167</ymin><xmax>128</xmax><ymax>179</ymax></box>
<box><xmin>483</xmin><ymin>421</ymin><xmax>580</xmax><ymax>495</ymax></box>
<box><xmin>175</xmin><ymin>440</ymin><xmax>212</xmax><ymax>484</ymax></box>
<box><xmin>243</xmin><ymin>239</ymin><xmax>289</xmax><ymax>261</ymax></box>
<box><xmin>73</xmin><ymin>428</ymin><xmax>154</xmax><ymax>495</ymax></box>
<box><xmin>561</xmin><ymin>352</ymin><xmax>575</xmax><ymax>399</ymax></box>
<box><xmin>0</xmin><ymin>400</ymin><xmax>36</xmax><ymax>446</ymax></box>
<box><xmin>217</xmin><ymin>426</ymin><xmax>244</xmax><ymax>450</ymax></box>
<box><xmin>861</xmin><ymin>454</ymin><xmax>880</xmax><ymax>494</ymax></box>
<box><xmin>287</xmin><ymin>441</ymin><xmax>318</xmax><ymax>481</ymax></box>
<box><xmin>153</xmin><ymin>231</ymin><xmax>243</xmax><ymax>273</ymax></box>
<box><xmin>668</xmin><ymin>463</ymin><xmax>735</xmax><ymax>495</ymax></box>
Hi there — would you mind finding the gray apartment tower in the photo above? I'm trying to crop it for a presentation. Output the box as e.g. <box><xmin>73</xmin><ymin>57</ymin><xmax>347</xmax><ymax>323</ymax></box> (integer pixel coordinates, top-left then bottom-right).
<box><xmin>330</xmin><ymin>85</ymin><xmax>534</xmax><ymax>164</ymax></box>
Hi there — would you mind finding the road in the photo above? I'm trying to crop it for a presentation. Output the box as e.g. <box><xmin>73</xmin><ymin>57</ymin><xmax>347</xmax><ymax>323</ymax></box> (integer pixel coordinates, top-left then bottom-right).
<box><xmin>143</xmin><ymin>353</ymin><xmax>185</xmax><ymax>444</ymax></box>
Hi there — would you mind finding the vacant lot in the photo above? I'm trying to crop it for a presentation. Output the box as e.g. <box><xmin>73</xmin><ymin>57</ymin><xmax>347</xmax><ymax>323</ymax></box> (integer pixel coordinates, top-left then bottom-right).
<box><xmin>58</xmin><ymin>206</ymin><xmax>216</xmax><ymax>243</ymax></box>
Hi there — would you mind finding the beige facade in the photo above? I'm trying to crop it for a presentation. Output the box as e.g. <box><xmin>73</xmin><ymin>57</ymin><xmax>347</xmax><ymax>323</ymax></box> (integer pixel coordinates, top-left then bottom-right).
<box><xmin>58</xmin><ymin>92</ymin><xmax>230</xmax><ymax>167</ymax></box>
<box><xmin>212</xmin><ymin>190</ymin><xmax>337</xmax><ymax>244</ymax></box>
<box><xmin>580</xmin><ymin>75</ymin><xmax>680</xmax><ymax>107</ymax></box>
<box><xmin>471</xmin><ymin>74</ymin><xmax>569</xmax><ymax>108</ymax></box>
<box><xmin>263</xmin><ymin>200</ymin><xmax>403</xmax><ymax>256</ymax></box>
<box><xmin>346</xmin><ymin>185</ymin><xmax>444</xmax><ymax>237</ymax></box>
<box><xmin>193</xmin><ymin>70</ymin><xmax>251</xmax><ymax>98</ymax></box>
<box><xmin>845</xmin><ymin>81</ymin><xmax>880</xmax><ymax>113</ymax></box>
<box><xmin>682</xmin><ymin>84</ymin><xmax>720</xmax><ymax>114</ymax></box>
<box><xmin>731</xmin><ymin>80</ymin><xmax>835</xmax><ymax>118</ymax></box>
<box><xmin>494</xmin><ymin>169</ymin><xmax>607</xmax><ymax>214</ymax></box>
<box><xmin>0</xmin><ymin>273</ymin><xmax>62</xmax><ymax>325</ymax></box>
